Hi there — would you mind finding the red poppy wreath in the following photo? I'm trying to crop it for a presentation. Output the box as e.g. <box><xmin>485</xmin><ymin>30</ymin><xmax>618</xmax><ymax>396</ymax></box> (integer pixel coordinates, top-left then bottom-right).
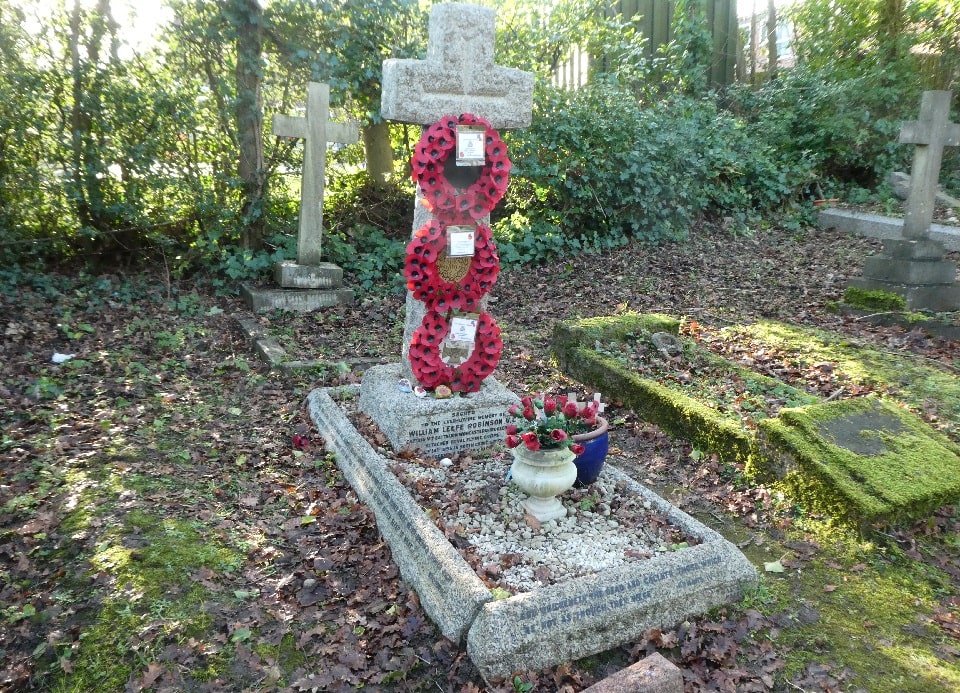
<box><xmin>403</xmin><ymin>219</ymin><xmax>500</xmax><ymax>312</ymax></box>
<box><xmin>410</xmin><ymin>113</ymin><xmax>511</xmax><ymax>223</ymax></box>
<box><xmin>408</xmin><ymin>311</ymin><xmax>503</xmax><ymax>393</ymax></box>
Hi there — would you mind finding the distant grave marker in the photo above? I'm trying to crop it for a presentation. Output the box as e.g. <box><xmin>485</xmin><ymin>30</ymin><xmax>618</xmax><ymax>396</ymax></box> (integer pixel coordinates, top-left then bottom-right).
<box><xmin>242</xmin><ymin>82</ymin><xmax>358</xmax><ymax>312</ymax></box>
<box><xmin>273</xmin><ymin>82</ymin><xmax>359</xmax><ymax>266</ymax></box>
<box><xmin>834</xmin><ymin>90</ymin><xmax>960</xmax><ymax>311</ymax></box>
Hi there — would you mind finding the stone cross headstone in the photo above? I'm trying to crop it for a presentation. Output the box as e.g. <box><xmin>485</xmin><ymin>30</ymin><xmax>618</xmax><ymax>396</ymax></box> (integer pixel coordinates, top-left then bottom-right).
<box><xmin>899</xmin><ymin>90</ymin><xmax>960</xmax><ymax>239</ymax></box>
<box><xmin>273</xmin><ymin>82</ymin><xmax>359</xmax><ymax>265</ymax></box>
<box><xmin>846</xmin><ymin>90</ymin><xmax>960</xmax><ymax>312</ymax></box>
<box><xmin>241</xmin><ymin>82</ymin><xmax>359</xmax><ymax>312</ymax></box>
<box><xmin>382</xmin><ymin>2</ymin><xmax>534</xmax><ymax>376</ymax></box>
<box><xmin>358</xmin><ymin>2</ymin><xmax>533</xmax><ymax>456</ymax></box>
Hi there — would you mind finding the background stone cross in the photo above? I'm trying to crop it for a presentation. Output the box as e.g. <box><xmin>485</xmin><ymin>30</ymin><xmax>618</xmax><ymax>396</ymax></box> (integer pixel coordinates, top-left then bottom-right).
<box><xmin>273</xmin><ymin>82</ymin><xmax>358</xmax><ymax>265</ymax></box>
<box><xmin>381</xmin><ymin>2</ymin><xmax>534</xmax><ymax>129</ymax></box>
<box><xmin>899</xmin><ymin>90</ymin><xmax>959</xmax><ymax>239</ymax></box>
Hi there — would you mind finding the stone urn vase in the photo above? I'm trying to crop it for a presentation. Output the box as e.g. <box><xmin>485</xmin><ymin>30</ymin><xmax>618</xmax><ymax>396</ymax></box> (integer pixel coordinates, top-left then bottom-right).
<box><xmin>510</xmin><ymin>445</ymin><xmax>578</xmax><ymax>522</ymax></box>
<box><xmin>572</xmin><ymin>416</ymin><xmax>610</xmax><ymax>486</ymax></box>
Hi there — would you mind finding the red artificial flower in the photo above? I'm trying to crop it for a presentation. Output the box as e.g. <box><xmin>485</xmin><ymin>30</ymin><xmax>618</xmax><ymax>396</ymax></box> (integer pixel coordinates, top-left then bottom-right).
<box><xmin>562</xmin><ymin>401</ymin><xmax>579</xmax><ymax>417</ymax></box>
<box><xmin>522</xmin><ymin>406</ymin><xmax>535</xmax><ymax>421</ymax></box>
<box><xmin>505</xmin><ymin>434</ymin><xmax>522</xmax><ymax>449</ymax></box>
<box><xmin>550</xmin><ymin>429</ymin><xmax>568</xmax><ymax>443</ymax></box>
<box><xmin>571</xmin><ymin>443</ymin><xmax>586</xmax><ymax>456</ymax></box>
<box><xmin>521</xmin><ymin>431</ymin><xmax>541</xmax><ymax>451</ymax></box>
<box><xmin>543</xmin><ymin>398</ymin><xmax>557</xmax><ymax>415</ymax></box>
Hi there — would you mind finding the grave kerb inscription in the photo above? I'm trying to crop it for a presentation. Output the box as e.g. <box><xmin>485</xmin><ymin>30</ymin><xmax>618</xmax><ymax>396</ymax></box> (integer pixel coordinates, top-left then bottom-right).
<box><xmin>511</xmin><ymin>553</ymin><xmax>725</xmax><ymax>638</ymax></box>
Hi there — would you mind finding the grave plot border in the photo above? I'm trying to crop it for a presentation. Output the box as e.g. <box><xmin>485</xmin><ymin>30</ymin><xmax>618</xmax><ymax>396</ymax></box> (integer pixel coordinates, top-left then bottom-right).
<box><xmin>551</xmin><ymin>312</ymin><xmax>960</xmax><ymax>527</ymax></box>
<box><xmin>550</xmin><ymin>314</ymin><xmax>759</xmax><ymax>470</ymax></box>
<box><xmin>307</xmin><ymin>387</ymin><xmax>757</xmax><ymax>681</ymax></box>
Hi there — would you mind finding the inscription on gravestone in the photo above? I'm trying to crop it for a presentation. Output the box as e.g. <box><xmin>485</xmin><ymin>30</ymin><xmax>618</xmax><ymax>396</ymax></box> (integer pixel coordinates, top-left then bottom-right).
<box><xmin>405</xmin><ymin>408</ymin><xmax>508</xmax><ymax>457</ymax></box>
<box><xmin>514</xmin><ymin>554</ymin><xmax>724</xmax><ymax>636</ymax></box>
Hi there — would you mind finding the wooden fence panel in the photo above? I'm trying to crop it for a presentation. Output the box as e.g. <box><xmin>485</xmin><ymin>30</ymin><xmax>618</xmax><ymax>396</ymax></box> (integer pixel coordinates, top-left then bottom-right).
<box><xmin>559</xmin><ymin>0</ymin><xmax>738</xmax><ymax>89</ymax></box>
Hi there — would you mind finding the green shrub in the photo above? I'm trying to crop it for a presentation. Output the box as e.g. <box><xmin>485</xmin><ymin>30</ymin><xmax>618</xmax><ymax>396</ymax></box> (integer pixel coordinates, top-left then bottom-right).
<box><xmin>727</xmin><ymin>65</ymin><xmax>917</xmax><ymax>193</ymax></box>
<box><xmin>496</xmin><ymin>81</ymin><xmax>811</xmax><ymax>264</ymax></box>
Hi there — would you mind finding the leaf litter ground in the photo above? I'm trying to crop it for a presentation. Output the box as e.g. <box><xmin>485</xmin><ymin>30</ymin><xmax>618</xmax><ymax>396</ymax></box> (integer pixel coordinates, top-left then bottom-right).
<box><xmin>2</xmin><ymin>224</ymin><xmax>960</xmax><ymax>691</ymax></box>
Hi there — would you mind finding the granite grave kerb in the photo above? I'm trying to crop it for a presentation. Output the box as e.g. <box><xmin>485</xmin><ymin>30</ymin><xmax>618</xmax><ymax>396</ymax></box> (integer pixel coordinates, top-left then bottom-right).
<box><xmin>308</xmin><ymin>387</ymin><xmax>758</xmax><ymax>681</ymax></box>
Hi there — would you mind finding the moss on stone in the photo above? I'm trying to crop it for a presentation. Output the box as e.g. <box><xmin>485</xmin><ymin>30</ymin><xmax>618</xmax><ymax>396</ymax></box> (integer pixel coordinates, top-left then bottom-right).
<box><xmin>551</xmin><ymin>312</ymin><xmax>680</xmax><ymax>373</ymax></box>
<box><xmin>843</xmin><ymin>286</ymin><xmax>907</xmax><ymax>311</ymax></box>
<box><xmin>554</xmin><ymin>313</ymin><xmax>960</xmax><ymax>526</ymax></box>
<box><xmin>556</xmin><ymin>345</ymin><xmax>757</xmax><ymax>467</ymax></box>
<box><xmin>729</xmin><ymin>321</ymin><xmax>960</xmax><ymax>441</ymax></box>
<box><xmin>757</xmin><ymin>397</ymin><xmax>960</xmax><ymax>526</ymax></box>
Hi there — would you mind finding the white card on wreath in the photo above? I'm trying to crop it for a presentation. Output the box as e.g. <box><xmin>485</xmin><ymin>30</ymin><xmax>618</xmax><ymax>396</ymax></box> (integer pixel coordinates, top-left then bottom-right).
<box><xmin>447</xmin><ymin>227</ymin><xmax>475</xmax><ymax>257</ymax></box>
<box><xmin>449</xmin><ymin>315</ymin><xmax>478</xmax><ymax>343</ymax></box>
<box><xmin>456</xmin><ymin>125</ymin><xmax>486</xmax><ymax>166</ymax></box>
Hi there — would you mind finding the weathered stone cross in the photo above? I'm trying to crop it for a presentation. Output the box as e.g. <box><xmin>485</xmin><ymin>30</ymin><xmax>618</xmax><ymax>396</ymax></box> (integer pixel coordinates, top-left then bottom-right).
<box><xmin>273</xmin><ymin>82</ymin><xmax>358</xmax><ymax>265</ymax></box>
<box><xmin>899</xmin><ymin>90</ymin><xmax>959</xmax><ymax>239</ymax></box>
<box><xmin>381</xmin><ymin>2</ymin><xmax>534</xmax><ymax>377</ymax></box>
<box><xmin>381</xmin><ymin>3</ymin><xmax>534</xmax><ymax>130</ymax></box>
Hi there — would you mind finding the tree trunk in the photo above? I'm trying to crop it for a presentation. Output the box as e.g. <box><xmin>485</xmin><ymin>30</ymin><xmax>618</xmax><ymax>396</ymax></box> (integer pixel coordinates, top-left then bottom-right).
<box><xmin>234</xmin><ymin>0</ymin><xmax>266</xmax><ymax>250</ymax></box>
<box><xmin>878</xmin><ymin>0</ymin><xmax>904</xmax><ymax>63</ymax></box>
<box><xmin>766</xmin><ymin>0</ymin><xmax>778</xmax><ymax>79</ymax></box>
<box><xmin>362</xmin><ymin>121</ymin><xmax>393</xmax><ymax>186</ymax></box>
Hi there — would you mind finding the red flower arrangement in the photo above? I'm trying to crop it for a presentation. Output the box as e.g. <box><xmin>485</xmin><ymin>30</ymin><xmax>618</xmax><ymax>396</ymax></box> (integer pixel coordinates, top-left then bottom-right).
<box><xmin>403</xmin><ymin>220</ymin><xmax>500</xmax><ymax>312</ymax></box>
<box><xmin>408</xmin><ymin>311</ymin><xmax>502</xmax><ymax>393</ymax></box>
<box><xmin>410</xmin><ymin>113</ymin><xmax>511</xmax><ymax>223</ymax></box>
<box><xmin>505</xmin><ymin>395</ymin><xmax>603</xmax><ymax>453</ymax></box>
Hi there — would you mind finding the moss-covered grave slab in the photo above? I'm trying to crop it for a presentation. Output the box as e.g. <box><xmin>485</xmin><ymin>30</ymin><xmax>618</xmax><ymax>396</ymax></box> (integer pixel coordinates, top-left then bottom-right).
<box><xmin>757</xmin><ymin>397</ymin><xmax>960</xmax><ymax>525</ymax></box>
<box><xmin>551</xmin><ymin>313</ymin><xmax>789</xmax><ymax>469</ymax></box>
<box><xmin>552</xmin><ymin>312</ymin><xmax>960</xmax><ymax>525</ymax></box>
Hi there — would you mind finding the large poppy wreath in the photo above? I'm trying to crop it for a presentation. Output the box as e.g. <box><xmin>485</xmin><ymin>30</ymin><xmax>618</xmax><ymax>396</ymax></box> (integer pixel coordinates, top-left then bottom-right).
<box><xmin>411</xmin><ymin>113</ymin><xmax>511</xmax><ymax>223</ymax></box>
<box><xmin>408</xmin><ymin>311</ymin><xmax>503</xmax><ymax>393</ymax></box>
<box><xmin>403</xmin><ymin>219</ymin><xmax>500</xmax><ymax>312</ymax></box>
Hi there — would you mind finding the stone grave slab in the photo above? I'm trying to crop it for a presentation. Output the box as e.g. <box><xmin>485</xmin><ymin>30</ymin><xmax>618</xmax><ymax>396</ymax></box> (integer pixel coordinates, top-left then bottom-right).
<box><xmin>358</xmin><ymin>363</ymin><xmax>517</xmax><ymax>458</ymax></box>
<box><xmin>758</xmin><ymin>397</ymin><xmax>960</xmax><ymax>524</ymax></box>
<box><xmin>819</xmin><ymin>208</ymin><xmax>960</xmax><ymax>252</ymax></box>
<box><xmin>307</xmin><ymin>387</ymin><xmax>758</xmax><ymax>681</ymax></box>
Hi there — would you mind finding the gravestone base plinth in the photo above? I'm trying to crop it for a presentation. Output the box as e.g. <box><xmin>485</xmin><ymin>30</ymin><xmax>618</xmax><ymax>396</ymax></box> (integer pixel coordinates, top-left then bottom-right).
<box><xmin>241</xmin><ymin>284</ymin><xmax>354</xmax><ymax>313</ymax></box>
<box><xmin>274</xmin><ymin>260</ymin><xmax>344</xmax><ymax>289</ymax></box>
<box><xmin>848</xmin><ymin>237</ymin><xmax>960</xmax><ymax>312</ymax></box>
<box><xmin>359</xmin><ymin>363</ymin><xmax>518</xmax><ymax>458</ymax></box>
<box><xmin>241</xmin><ymin>260</ymin><xmax>354</xmax><ymax>312</ymax></box>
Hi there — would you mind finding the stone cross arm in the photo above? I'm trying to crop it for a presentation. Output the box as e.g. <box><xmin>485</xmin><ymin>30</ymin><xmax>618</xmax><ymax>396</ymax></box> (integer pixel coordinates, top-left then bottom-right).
<box><xmin>381</xmin><ymin>3</ymin><xmax>534</xmax><ymax>128</ymax></box>
<box><xmin>272</xmin><ymin>113</ymin><xmax>359</xmax><ymax>146</ymax></box>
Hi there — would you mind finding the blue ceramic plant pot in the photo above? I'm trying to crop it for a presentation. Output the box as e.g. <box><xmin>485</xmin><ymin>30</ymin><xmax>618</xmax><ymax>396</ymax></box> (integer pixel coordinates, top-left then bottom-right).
<box><xmin>572</xmin><ymin>416</ymin><xmax>609</xmax><ymax>486</ymax></box>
